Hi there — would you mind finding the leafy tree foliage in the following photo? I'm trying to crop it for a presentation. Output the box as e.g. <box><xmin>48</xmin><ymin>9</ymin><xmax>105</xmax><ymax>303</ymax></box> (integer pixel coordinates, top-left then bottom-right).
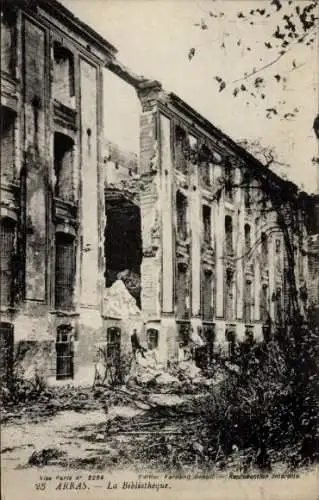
<box><xmin>189</xmin><ymin>0</ymin><xmax>318</xmax><ymax>121</ymax></box>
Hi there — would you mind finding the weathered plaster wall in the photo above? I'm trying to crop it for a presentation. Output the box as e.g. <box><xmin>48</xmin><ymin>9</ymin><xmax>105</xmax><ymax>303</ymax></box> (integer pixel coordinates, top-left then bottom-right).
<box><xmin>23</xmin><ymin>18</ymin><xmax>47</xmax><ymax>302</ymax></box>
<box><xmin>79</xmin><ymin>59</ymin><xmax>99</xmax><ymax>308</ymax></box>
<box><xmin>139</xmin><ymin>108</ymin><xmax>161</xmax><ymax>319</ymax></box>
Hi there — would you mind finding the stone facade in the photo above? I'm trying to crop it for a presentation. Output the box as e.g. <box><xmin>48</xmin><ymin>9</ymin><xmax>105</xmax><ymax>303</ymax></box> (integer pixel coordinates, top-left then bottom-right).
<box><xmin>135</xmin><ymin>84</ymin><xmax>312</xmax><ymax>361</ymax></box>
<box><xmin>0</xmin><ymin>0</ymin><xmax>115</xmax><ymax>384</ymax></box>
<box><xmin>1</xmin><ymin>1</ymin><xmax>314</xmax><ymax>385</ymax></box>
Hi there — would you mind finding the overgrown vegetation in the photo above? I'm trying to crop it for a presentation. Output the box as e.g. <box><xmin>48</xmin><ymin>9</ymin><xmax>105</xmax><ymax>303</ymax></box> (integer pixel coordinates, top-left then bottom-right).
<box><xmin>203</xmin><ymin>322</ymin><xmax>318</xmax><ymax>469</ymax></box>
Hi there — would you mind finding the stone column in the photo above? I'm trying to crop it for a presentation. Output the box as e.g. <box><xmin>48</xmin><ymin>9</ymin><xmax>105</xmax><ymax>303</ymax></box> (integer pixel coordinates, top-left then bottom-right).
<box><xmin>137</xmin><ymin>82</ymin><xmax>176</xmax><ymax>363</ymax></box>
<box><xmin>138</xmin><ymin>86</ymin><xmax>162</xmax><ymax>321</ymax></box>
<box><xmin>159</xmin><ymin>114</ymin><xmax>177</xmax><ymax>361</ymax></box>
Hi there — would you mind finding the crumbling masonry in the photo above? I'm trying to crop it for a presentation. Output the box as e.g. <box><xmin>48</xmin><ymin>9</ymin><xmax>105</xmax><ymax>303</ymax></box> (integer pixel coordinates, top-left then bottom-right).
<box><xmin>0</xmin><ymin>0</ymin><xmax>314</xmax><ymax>385</ymax></box>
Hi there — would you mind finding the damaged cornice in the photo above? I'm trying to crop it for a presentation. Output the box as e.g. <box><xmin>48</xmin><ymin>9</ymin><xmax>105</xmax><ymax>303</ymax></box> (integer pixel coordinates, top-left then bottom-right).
<box><xmin>21</xmin><ymin>0</ymin><xmax>309</xmax><ymax>205</ymax></box>
<box><xmin>16</xmin><ymin>0</ymin><xmax>118</xmax><ymax>59</ymax></box>
<box><xmin>106</xmin><ymin>59</ymin><xmax>146</xmax><ymax>88</ymax></box>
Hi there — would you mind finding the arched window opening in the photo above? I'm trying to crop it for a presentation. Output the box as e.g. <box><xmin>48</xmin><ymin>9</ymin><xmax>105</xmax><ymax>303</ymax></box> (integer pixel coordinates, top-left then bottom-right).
<box><xmin>53</xmin><ymin>132</ymin><xmax>74</xmax><ymax>202</ymax></box>
<box><xmin>261</xmin><ymin>232</ymin><xmax>268</xmax><ymax>268</ymax></box>
<box><xmin>199</xmin><ymin>147</ymin><xmax>211</xmax><ymax>187</ymax></box>
<box><xmin>56</xmin><ymin>324</ymin><xmax>74</xmax><ymax>380</ymax></box>
<box><xmin>55</xmin><ymin>232</ymin><xmax>75</xmax><ymax>311</ymax></box>
<box><xmin>202</xmin><ymin>205</ymin><xmax>211</xmax><ymax>246</ymax></box>
<box><xmin>53</xmin><ymin>42</ymin><xmax>75</xmax><ymax>106</ymax></box>
<box><xmin>225</xmin><ymin>268</ymin><xmax>234</xmax><ymax>320</ymax></box>
<box><xmin>176</xmin><ymin>191</ymin><xmax>188</xmax><ymax>240</ymax></box>
<box><xmin>260</xmin><ymin>284</ymin><xmax>269</xmax><ymax>322</ymax></box>
<box><xmin>0</xmin><ymin>218</ymin><xmax>15</xmax><ymax>307</ymax></box>
<box><xmin>225</xmin><ymin>215</ymin><xmax>233</xmax><ymax>255</ymax></box>
<box><xmin>274</xmin><ymin>287</ymin><xmax>282</xmax><ymax>324</ymax></box>
<box><xmin>202</xmin><ymin>270</ymin><xmax>213</xmax><ymax>320</ymax></box>
<box><xmin>244</xmin><ymin>223</ymin><xmax>251</xmax><ymax>257</ymax></box>
<box><xmin>147</xmin><ymin>329</ymin><xmax>159</xmax><ymax>350</ymax></box>
<box><xmin>224</xmin><ymin>158</ymin><xmax>233</xmax><ymax>201</ymax></box>
<box><xmin>244</xmin><ymin>185</ymin><xmax>251</xmax><ymax>210</ymax></box>
<box><xmin>176</xmin><ymin>262</ymin><xmax>189</xmax><ymax>319</ymax></box>
<box><xmin>175</xmin><ymin>126</ymin><xmax>187</xmax><ymax>174</ymax></box>
<box><xmin>225</xmin><ymin>327</ymin><xmax>236</xmax><ymax>359</ymax></box>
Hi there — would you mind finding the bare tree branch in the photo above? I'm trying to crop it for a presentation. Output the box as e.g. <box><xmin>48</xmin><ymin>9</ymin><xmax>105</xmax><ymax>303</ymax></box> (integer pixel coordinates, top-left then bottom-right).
<box><xmin>231</xmin><ymin>25</ymin><xmax>317</xmax><ymax>84</ymax></box>
<box><xmin>232</xmin><ymin>51</ymin><xmax>289</xmax><ymax>84</ymax></box>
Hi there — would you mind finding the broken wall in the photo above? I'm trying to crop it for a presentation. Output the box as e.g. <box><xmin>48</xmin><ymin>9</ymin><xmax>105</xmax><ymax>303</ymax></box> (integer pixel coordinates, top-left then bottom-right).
<box><xmin>0</xmin><ymin>3</ymin><xmax>117</xmax><ymax>386</ymax></box>
<box><xmin>103</xmin><ymin>68</ymin><xmax>143</xmax><ymax>347</ymax></box>
<box><xmin>103</xmin><ymin>68</ymin><xmax>140</xmax><ymax>155</ymax></box>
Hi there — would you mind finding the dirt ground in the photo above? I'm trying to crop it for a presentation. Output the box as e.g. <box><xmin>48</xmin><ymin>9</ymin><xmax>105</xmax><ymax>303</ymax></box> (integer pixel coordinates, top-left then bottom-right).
<box><xmin>1</xmin><ymin>389</ymin><xmax>208</xmax><ymax>474</ymax></box>
<box><xmin>1</xmin><ymin>386</ymin><xmax>316</xmax><ymax>477</ymax></box>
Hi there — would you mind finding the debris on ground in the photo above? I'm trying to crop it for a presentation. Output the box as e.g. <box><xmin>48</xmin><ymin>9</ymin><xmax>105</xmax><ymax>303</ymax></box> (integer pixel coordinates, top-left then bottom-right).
<box><xmin>28</xmin><ymin>447</ymin><xmax>66</xmax><ymax>467</ymax></box>
<box><xmin>123</xmin><ymin>348</ymin><xmax>223</xmax><ymax>395</ymax></box>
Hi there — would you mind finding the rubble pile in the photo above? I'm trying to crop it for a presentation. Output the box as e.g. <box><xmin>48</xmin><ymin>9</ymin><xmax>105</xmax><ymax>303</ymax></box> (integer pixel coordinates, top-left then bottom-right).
<box><xmin>126</xmin><ymin>349</ymin><xmax>219</xmax><ymax>394</ymax></box>
<box><xmin>103</xmin><ymin>280</ymin><xmax>142</xmax><ymax>319</ymax></box>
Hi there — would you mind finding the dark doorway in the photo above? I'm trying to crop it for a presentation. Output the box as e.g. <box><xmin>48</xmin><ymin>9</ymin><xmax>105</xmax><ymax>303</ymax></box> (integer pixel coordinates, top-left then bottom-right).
<box><xmin>106</xmin><ymin>327</ymin><xmax>121</xmax><ymax>383</ymax></box>
<box><xmin>147</xmin><ymin>328</ymin><xmax>159</xmax><ymax>350</ymax></box>
<box><xmin>0</xmin><ymin>322</ymin><xmax>14</xmax><ymax>388</ymax></box>
<box><xmin>53</xmin><ymin>132</ymin><xmax>74</xmax><ymax>202</ymax></box>
<box><xmin>0</xmin><ymin>218</ymin><xmax>15</xmax><ymax>306</ymax></box>
<box><xmin>55</xmin><ymin>232</ymin><xmax>75</xmax><ymax>311</ymax></box>
<box><xmin>105</xmin><ymin>197</ymin><xmax>142</xmax><ymax>307</ymax></box>
<box><xmin>56</xmin><ymin>325</ymin><xmax>74</xmax><ymax>380</ymax></box>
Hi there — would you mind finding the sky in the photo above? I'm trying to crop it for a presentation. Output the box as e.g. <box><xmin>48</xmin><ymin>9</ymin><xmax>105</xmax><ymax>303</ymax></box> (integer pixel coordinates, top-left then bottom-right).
<box><xmin>62</xmin><ymin>0</ymin><xmax>318</xmax><ymax>193</ymax></box>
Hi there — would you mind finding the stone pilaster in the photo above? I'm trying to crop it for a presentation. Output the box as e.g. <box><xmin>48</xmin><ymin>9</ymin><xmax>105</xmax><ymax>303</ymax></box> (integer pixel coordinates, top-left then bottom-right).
<box><xmin>159</xmin><ymin>113</ymin><xmax>174</xmax><ymax>314</ymax></box>
<box><xmin>139</xmin><ymin>177</ymin><xmax>161</xmax><ymax>319</ymax></box>
<box><xmin>79</xmin><ymin>59</ymin><xmax>99</xmax><ymax>308</ymax></box>
<box><xmin>137</xmin><ymin>83</ymin><xmax>162</xmax><ymax>320</ymax></box>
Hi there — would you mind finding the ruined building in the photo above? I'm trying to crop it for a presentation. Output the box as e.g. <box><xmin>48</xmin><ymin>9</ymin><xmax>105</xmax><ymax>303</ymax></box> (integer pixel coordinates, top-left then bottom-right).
<box><xmin>0</xmin><ymin>1</ymin><xmax>313</xmax><ymax>384</ymax></box>
<box><xmin>1</xmin><ymin>0</ymin><xmax>115</xmax><ymax>383</ymax></box>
